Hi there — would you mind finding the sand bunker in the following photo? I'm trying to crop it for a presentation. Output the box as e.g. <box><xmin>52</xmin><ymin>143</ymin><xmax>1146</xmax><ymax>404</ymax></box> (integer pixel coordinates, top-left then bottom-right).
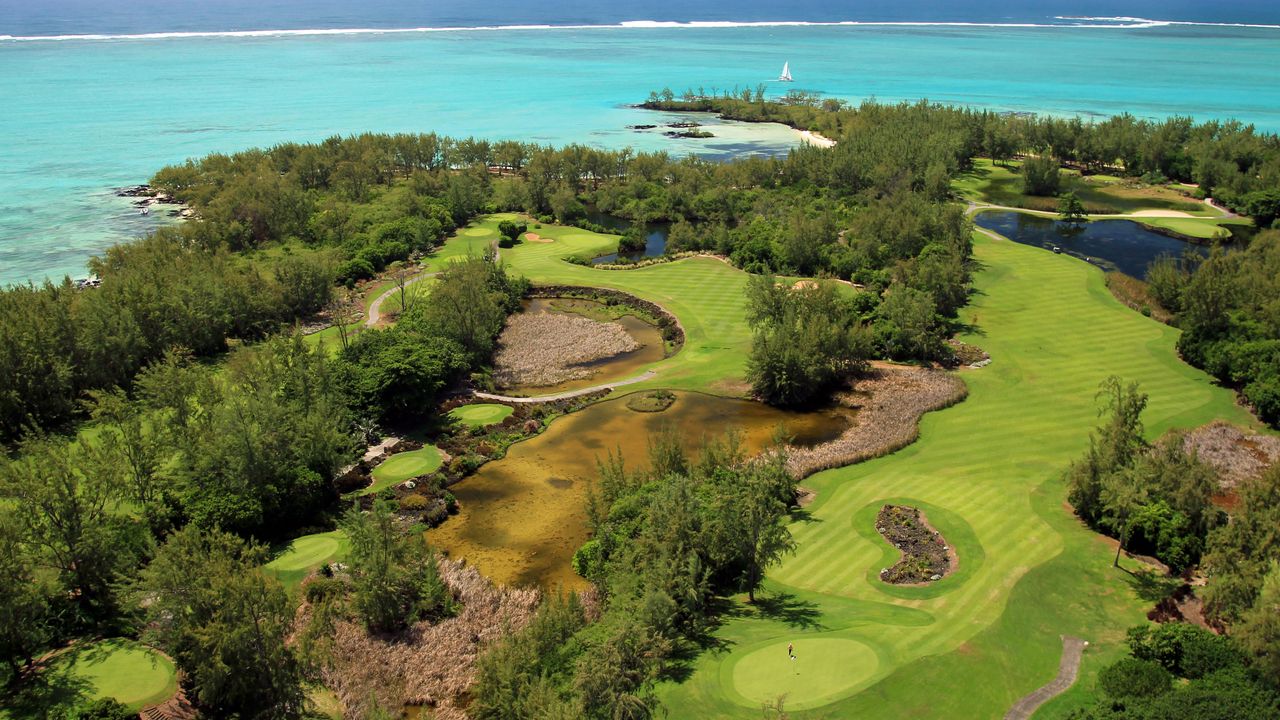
<box><xmin>523</xmin><ymin>232</ymin><xmax>554</xmax><ymax>243</ymax></box>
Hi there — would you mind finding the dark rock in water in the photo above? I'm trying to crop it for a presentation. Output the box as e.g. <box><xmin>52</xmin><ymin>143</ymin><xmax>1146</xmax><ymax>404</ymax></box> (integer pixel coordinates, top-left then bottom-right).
<box><xmin>666</xmin><ymin>121</ymin><xmax>702</xmax><ymax>128</ymax></box>
<box><xmin>664</xmin><ymin>130</ymin><xmax>715</xmax><ymax>139</ymax></box>
<box><xmin>628</xmin><ymin>124</ymin><xmax>657</xmax><ymax>130</ymax></box>
<box><xmin>116</xmin><ymin>184</ymin><xmax>152</xmax><ymax>197</ymax></box>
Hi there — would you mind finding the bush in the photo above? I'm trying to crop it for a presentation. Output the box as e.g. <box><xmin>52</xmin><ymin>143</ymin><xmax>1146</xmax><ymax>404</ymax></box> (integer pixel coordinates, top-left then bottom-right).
<box><xmin>59</xmin><ymin>698</ymin><xmax>135</xmax><ymax>720</ymax></box>
<box><xmin>617</xmin><ymin>227</ymin><xmax>647</xmax><ymax>254</ymax></box>
<box><xmin>303</xmin><ymin>576</ymin><xmax>346</xmax><ymax>604</ymax></box>
<box><xmin>400</xmin><ymin>494</ymin><xmax>430</xmax><ymax>511</ymax></box>
<box><xmin>336</xmin><ymin>257</ymin><xmax>376</xmax><ymax>286</ymax></box>
<box><xmin>1099</xmin><ymin>658</ymin><xmax>1173</xmax><ymax>698</ymax></box>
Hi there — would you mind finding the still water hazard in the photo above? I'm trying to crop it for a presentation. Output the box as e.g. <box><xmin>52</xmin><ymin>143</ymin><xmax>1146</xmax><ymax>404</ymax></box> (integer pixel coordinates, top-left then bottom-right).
<box><xmin>974</xmin><ymin>211</ymin><xmax>1210</xmax><ymax>278</ymax></box>
<box><xmin>428</xmin><ymin>391</ymin><xmax>854</xmax><ymax>589</ymax></box>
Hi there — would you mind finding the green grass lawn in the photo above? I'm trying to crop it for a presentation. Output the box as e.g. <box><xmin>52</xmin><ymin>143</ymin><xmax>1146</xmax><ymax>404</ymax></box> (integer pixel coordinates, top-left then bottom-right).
<box><xmin>449</xmin><ymin>403</ymin><xmax>515</xmax><ymax>428</ymax></box>
<box><xmin>1</xmin><ymin>640</ymin><xmax>177</xmax><ymax>719</ymax></box>
<box><xmin>263</xmin><ymin>529</ymin><xmax>351</xmax><ymax>592</ymax></box>
<box><xmin>366</xmin><ymin>446</ymin><xmax>444</xmax><ymax>493</ymax></box>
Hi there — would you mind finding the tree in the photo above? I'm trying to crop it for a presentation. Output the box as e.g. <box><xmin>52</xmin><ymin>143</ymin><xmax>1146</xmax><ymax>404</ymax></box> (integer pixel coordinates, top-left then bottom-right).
<box><xmin>141</xmin><ymin>525</ymin><xmax>306</xmax><ymax>719</ymax></box>
<box><xmin>0</xmin><ymin>508</ymin><xmax>51</xmax><ymax>680</ymax></box>
<box><xmin>497</xmin><ymin>219</ymin><xmax>528</xmax><ymax>248</ymax></box>
<box><xmin>0</xmin><ymin>437</ymin><xmax>146</xmax><ymax>623</ymax></box>
<box><xmin>1204</xmin><ymin>465</ymin><xmax>1280</xmax><ymax>622</ymax></box>
<box><xmin>726</xmin><ymin>453</ymin><xmax>796</xmax><ymax>602</ymax></box>
<box><xmin>1059</xmin><ymin>191</ymin><xmax>1087</xmax><ymax>222</ymax></box>
<box><xmin>1022</xmin><ymin>154</ymin><xmax>1061</xmax><ymax>196</ymax></box>
<box><xmin>1104</xmin><ymin>465</ymin><xmax>1150</xmax><ymax>567</ymax></box>
<box><xmin>341</xmin><ymin>499</ymin><xmax>455</xmax><ymax>633</ymax></box>
<box><xmin>82</xmin><ymin>388</ymin><xmax>162</xmax><ymax>508</ymax></box>
<box><xmin>1237</xmin><ymin>561</ymin><xmax>1280</xmax><ymax>685</ymax></box>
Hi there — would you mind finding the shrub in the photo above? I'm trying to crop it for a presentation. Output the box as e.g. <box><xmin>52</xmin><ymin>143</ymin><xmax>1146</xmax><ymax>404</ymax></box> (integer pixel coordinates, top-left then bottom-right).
<box><xmin>304</xmin><ymin>576</ymin><xmax>346</xmax><ymax>604</ymax></box>
<box><xmin>400</xmin><ymin>494</ymin><xmax>430</xmax><ymax>511</ymax></box>
<box><xmin>336</xmin><ymin>257</ymin><xmax>376</xmax><ymax>286</ymax></box>
<box><xmin>59</xmin><ymin>698</ymin><xmax>135</xmax><ymax>720</ymax></box>
<box><xmin>1098</xmin><ymin>658</ymin><xmax>1173</xmax><ymax>698</ymax></box>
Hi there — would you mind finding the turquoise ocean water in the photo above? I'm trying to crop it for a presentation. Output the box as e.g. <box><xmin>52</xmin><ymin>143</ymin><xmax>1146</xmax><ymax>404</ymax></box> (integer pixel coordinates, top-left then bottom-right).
<box><xmin>2</xmin><ymin>19</ymin><xmax>1280</xmax><ymax>284</ymax></box>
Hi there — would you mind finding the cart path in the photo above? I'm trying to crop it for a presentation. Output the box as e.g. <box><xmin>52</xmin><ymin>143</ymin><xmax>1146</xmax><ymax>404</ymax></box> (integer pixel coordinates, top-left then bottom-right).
<box><xmin>1004</xmin><ymin>636</ymin><xmax>1088</xmax><ymax>720</ymax></box>
<box><xmin>365</xmin><ymin>272</ymin><xmax>436</xmax><ymax>327</ymax></box>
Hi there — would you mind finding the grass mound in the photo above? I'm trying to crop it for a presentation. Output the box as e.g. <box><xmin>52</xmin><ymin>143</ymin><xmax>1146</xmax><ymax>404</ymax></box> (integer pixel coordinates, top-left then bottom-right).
<box><xmin>626</xmin><ymin>390</ymin><xmax>676</xmax><ymax>413</ymax></box>
<box><xmin>369</xmin><ymin>446</ymin><xmax>443</xmax><ymax>490</ymax></box>
<box><xmin>449</xmin><ymin>403</ymin><xmax>514</xmax><ymax>428</ymax></box>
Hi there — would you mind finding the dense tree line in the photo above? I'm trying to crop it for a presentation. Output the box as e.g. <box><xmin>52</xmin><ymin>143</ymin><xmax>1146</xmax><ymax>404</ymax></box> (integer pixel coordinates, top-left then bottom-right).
<box><xmin>0</xmin><ymin>236</ymin><xmax>335</xmax><ymax>443</ymax></box>
<box><xmin>645</xmin><ymin>91</ymin><xmax>1280</xmax><ymax>227</ymax></box>
<box><xmin>472</xmin><ymin>430</ymin><xmax>797</xmax><ymax>718</ymax></box>
<box><xmin>1147</xmin><ymin>230</ymin><xmax>1280</xmax><ymax>427</ymax></box>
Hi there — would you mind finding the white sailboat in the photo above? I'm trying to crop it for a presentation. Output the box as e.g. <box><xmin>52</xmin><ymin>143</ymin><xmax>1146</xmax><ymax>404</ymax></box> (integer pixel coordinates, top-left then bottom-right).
<box><xmin>778</xmin><ymin>61</ymin><xmax>793</xmax><ymax>82</ymax></box>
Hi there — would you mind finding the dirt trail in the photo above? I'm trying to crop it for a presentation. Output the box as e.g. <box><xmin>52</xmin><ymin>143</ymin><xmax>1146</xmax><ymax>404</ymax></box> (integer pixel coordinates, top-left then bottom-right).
<box><xmin>1004</xmin><ymin>636</ymin><xmax>1087</xmax><ymax>720</ymax></box>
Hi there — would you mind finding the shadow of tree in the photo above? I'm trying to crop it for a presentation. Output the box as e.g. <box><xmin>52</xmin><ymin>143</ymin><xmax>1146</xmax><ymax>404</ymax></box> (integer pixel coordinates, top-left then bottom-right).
<box><xmin>742</xmin><ymin>591</ymin><xmax>825</xmax><ymax>631</ymax></box>
<box><xmin>1123</xmin><ymin>568</ymin><xmax>1182</xmax><ymax>603</ymax></box>
<box><xmin>3</xmin><ymin>654</ymin><xmax>94</xmax><ymax>720</ymax></box>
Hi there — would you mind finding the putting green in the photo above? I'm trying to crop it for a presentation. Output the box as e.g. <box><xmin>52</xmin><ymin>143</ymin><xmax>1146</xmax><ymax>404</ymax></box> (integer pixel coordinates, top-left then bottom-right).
<box><xmin>370</xmin><ymin>446</ymin><xmax>443</xmax><ymax>487</ymax></box>
<box><xmin>730</xmin><ymin>638</ymin><xmax>879</xmax><ymax>710</ymax></box>
<box><xmin>54</xmin><ymin>639</ymin><xmax>177</xmax><ymax>710</ymax></box>
<box><xmin>266</xmin><ymin>533</ymin><xmax>341</xmax><ymax>572</ymax></box>
<box><xmin>262</xmin><ymin>530</ymin><xmax>350</xmax><ymax>593</ymax></box>
<box><xmin>449</xmin><ymin>403</ymin><xmax>514</xmax><ymax>427</ymax></box>
<box><xmin>463</xmin><ymin>226</ymin><xmax>494</xmax><ymax>237</ymax></box>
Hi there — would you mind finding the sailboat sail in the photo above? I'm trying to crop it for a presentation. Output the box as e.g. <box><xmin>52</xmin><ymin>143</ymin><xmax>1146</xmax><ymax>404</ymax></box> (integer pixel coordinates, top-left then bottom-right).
<box><xmin>779</xmin><ymin>62</ymin><xmax>793</xmax><ymax>81</ymax></box>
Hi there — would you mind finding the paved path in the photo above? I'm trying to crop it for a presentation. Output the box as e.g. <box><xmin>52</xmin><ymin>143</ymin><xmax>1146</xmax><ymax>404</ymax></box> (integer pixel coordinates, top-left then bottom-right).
<box><xmin>365</xmin><ymin>272</ymin><xmax>436</xmax><ymax>327</ymax></box>
<box><xmin>474</xmin><ymin>370</ymin><xmax>657</xmax><ymax>404</ymax></box>
<box><xmin>1004</xmin><ymin>636</ymin><xmax>1088</xmax><ymax>720</ymax></box>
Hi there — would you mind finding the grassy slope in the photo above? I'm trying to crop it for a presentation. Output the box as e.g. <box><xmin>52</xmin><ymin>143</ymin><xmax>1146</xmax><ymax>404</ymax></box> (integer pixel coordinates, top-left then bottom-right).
<box><xmin>626</xmin><ymin>232</ymin><xmax>1256</xmax><ymax>718</ymax></box>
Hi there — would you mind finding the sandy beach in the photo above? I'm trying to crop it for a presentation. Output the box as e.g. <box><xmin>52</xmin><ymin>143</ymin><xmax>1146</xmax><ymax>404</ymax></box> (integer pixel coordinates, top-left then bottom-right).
<box><xmin>797</xmin><ymin>129</ymin><xmax>836</xmax><ymax>148</ymax></box>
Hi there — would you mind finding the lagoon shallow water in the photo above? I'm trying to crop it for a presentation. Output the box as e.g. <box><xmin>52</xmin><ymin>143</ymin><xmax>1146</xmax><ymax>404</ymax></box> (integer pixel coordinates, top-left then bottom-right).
<box><xmin>428</xmin><ymin>391</ymin><xmax>853</xmax><ymax>589</ymax></box>
<box><xmin>4</xmin><ymin>17</ymin><xmax>1280</xmax><ymax>284</ymax></box>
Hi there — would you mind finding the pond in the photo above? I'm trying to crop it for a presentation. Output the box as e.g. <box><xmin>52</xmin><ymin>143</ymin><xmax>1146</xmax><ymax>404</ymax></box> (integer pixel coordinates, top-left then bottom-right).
<box><xmin>496</xmin><ymin>297</ymin><xmax>668</xmax><ymax>396</ymax></box>
<box><xmin>974</xmin><ymin>211</ymin><xmax>1210</xmax><ymax>278</ymax></box>
<box><xmin>427</xmin><ymin>391</ymin><xmax>855</xmax><ymax>589</ymax></box>
<box><xmin>583</xmin><ymin>208</ymin><xmax>671</xmax><ymax>265</ymax></box>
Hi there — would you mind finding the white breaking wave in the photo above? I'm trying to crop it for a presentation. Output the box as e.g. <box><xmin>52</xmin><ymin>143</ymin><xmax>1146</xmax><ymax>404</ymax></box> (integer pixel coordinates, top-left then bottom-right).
<box><xmin>1055</xmin><ymin>16</ymin><xmax>1280</xmax><ymax>29</ymax></box>
<box><xmin>2</xmin><ymin>17</ymin><xmax>1278</xmax><ymax>42</ymax></box>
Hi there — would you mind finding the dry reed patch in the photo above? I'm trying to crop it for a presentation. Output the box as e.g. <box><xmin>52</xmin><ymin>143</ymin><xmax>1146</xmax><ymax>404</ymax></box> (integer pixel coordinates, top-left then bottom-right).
<box><xmin>1183</xmin><ymin>421</ymin><xmax>1280</xmax><ymax>490</ymax></box>
<box><xmin>307</xmin><ymin>558</ymin><xmax>540</xmax><ymax>720</ymax></box>
<box><xmin>493</xmin><ymin>311</ymin><xmax>640</xmax><ymax>388</ymax></box>
<box><xmin>785</xmin><ymin>365</ymin><xmax>967</xmax><ymax>479</ymax></box>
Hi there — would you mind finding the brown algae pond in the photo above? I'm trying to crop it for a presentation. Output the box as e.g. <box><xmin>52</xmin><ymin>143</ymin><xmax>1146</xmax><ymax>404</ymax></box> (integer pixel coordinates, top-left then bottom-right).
<box><xmin>428</xmin><ymin>391</ymin><xmax>854</xmax><ymax>589</ymax></box>
<box><xmin>495</xmin><ymin>297</ymin><xmax>668</xmax><ymax>396</ymax></box>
